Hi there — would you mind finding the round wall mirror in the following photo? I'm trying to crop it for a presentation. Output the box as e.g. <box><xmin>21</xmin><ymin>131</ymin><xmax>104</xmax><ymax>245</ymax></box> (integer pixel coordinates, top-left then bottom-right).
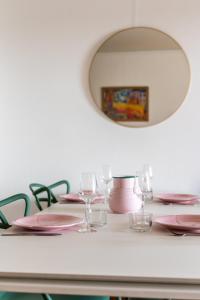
<box><xmin>89</xmin><ymin>27</ymin><xmax>190</xmax><ymax>127</ymax></box>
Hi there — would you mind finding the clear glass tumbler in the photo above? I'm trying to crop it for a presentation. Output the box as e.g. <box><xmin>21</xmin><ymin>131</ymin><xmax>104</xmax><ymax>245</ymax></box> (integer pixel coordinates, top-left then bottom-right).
<box><xmin>129</xmin><ymin>212</ymin><xmax>153</xmax><ymax>232</ymax></box>
<box><xmin>87</xmin><ymin>208</ymin><xmax>107</xmax><ymax>228</ymax></box>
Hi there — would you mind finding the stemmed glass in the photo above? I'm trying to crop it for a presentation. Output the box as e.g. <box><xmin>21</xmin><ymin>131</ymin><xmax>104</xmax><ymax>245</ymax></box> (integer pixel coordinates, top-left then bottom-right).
<box><xmin>140</xmin><ymin>164</ymin><xmax>153</xmax><ymax>204</ymax></box>
<box><xmin>143</xmin><ymin>164</ymin><xmax>153</xmax><ymax>180</ymax></box>
<box><xmin>102</xmin><ymin>165</ymin><xmax>112</xmax><ymax>208</ymax></box>
<box><xmin>79</xmin><ymin>172</ymin><xmax>97</xmax><ymax>232</ymax></box>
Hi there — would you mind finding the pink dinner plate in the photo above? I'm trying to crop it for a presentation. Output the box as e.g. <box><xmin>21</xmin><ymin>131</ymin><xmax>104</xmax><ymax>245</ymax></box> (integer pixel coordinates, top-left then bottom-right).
<box><xmin>154</xmin><ymin>215</ymin><xmax>200</xmax><ymax>231</ymax></box>
<box><xmin>159</xmin><ymin>199</ymin><xmax>198</xmax><ymax>205</ymax></box>
<box><xmin>157</xmin><ymin>193</ymin><xmax>199</xmax><ymax>204</ymax></box>
<box><xmin>59</xmin><ymin>193</ymin><xmax>104</xmax><ymax>204</ymax></box>
<box><xmin>12</xmin><ymin>214</ymin><xmax>84</xmax><ymax>231</ymax></box>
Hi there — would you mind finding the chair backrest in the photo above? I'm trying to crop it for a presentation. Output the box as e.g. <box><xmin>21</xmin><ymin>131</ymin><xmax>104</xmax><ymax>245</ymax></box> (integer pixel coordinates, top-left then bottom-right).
<box><xmin>29</xmin><ymin>180</ymin><xmax>70</xmax><ymax>211</ymax></box>
<box><xmin>0</xmin><ymin>193</ymin><xmax>31</xmax><ymax>229</ymax></box>
<box><xmin>29</xmin><ymin>183</ymin><xmax>52</xmax><ymax>211</ymax></box>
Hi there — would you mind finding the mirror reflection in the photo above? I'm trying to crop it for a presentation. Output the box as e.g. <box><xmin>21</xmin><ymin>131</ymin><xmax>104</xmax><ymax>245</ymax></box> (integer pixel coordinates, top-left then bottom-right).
<box><xmin>89</xmin><ymin>27</ymin><xmax>190</xmax><ymax>127</ymax></box>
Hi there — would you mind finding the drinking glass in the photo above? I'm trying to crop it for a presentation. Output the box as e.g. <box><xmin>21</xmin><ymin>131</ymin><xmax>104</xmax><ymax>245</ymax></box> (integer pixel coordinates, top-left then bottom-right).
<box><xmin>134</xmin><ymin>173</ymin><xmax>143</xmax><ymax>211</ymax></box>
<box><xmin>143</xmin><ymin>164</ymin><xmax>153</xmax><ymax>179</ymax></box>
<box><xmin>137</xmin><ymin>169</ymin><xmax>153</xmax><ymax>206</ymax></box>
<box><xmin>129</xmin><ymin>212</ymin><xmax>152</xmax><ymax>232</ymax></box>
<box><xmin>102</xmin><ymin>165</ymin><xmax>112</xmax><ymax>208</ymax></box>
<box><xmin>95</xmin><ymin>173</ymin><xmax>105</xmax><ymax>195</ymax></box>
<box><xmin>79</xmin><ymin>172</ymin><xmax>97</xmax><ymax>232</ymax></box>
<box><xmin>87</xmin><ymin>208</ymin><xmax>107</xmax><ymax>228</ymax></box>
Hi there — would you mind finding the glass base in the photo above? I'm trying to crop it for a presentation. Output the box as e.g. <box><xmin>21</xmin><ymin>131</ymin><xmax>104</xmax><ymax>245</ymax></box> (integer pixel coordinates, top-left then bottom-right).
<box><xmin>131</xmin><ymin>224</ymin><xmax>152</xmax><ymax>232</ymax></box>
<box><xmin>143</xmin><ymin>191</ymin><xmax>153</xmax><ymax>202</ymax></box>
<box><xmin>78</xmin><ymin>225</ymin><xmax>97</xmax><ymax>233</ymax></box>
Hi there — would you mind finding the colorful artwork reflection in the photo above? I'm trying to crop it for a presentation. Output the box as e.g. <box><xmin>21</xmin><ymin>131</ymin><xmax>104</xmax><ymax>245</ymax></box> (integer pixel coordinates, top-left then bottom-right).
<box><xmin>102</xmin><ymin>87</ymin><xmax>149</xmax><ymax>122</ymax></box>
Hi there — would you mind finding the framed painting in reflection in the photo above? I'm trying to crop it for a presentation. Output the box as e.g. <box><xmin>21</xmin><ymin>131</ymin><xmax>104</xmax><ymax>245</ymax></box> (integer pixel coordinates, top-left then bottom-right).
<box><xmin>101</xmin><ymin>86</ymin><xmax>149</xmax><ymax>122</ymax></box>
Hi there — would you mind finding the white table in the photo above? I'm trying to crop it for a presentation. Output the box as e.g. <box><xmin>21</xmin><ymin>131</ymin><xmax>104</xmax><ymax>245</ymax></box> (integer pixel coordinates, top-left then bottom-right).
<box><xmin>1</xmin><ymin>201</ymin><xmax>200</xmax><ymax>299</ymax></box>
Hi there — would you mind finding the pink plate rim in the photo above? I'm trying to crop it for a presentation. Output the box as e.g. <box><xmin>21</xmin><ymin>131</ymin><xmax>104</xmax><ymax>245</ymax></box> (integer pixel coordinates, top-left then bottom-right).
<box><xmin>156</xmin><ymin>193</ymin><xmax>199</xmax><ymax>202</ymax></box>
<box><xmin>159</xmin><ymin>198</ymin><xmax>198</xmax><ymax>205</ymax></box>
<box><xmin>12</xmin><ymin>214</ymin><xmax>84</xmax><ymax>231</ymax></box>
<box><xmin>59</xmin><ymin>193</ymin><xmax>104</xmax><ymax>204</ymax></box>
<box><xmin>154</xmin><ymin>214</ymin><xmax>200</xmax><ymax>230</ymax></box>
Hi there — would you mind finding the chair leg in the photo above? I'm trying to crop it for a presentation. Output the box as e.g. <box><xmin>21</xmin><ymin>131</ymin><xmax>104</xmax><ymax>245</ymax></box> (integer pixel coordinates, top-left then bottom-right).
<box><xmin>41</xmin><ymin>294</ymin><xmax>53</xmax><ymax>300</ymax></box>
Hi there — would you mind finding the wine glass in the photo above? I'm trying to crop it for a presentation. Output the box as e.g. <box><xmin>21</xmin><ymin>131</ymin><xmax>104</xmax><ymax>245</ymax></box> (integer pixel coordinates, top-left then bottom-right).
<box><xmin>143</xmin><ymin>164</ymin><xmax>153</xmax><ymax>180</ymax></box>
<box><xmin>79</xmin><ymin>172</ymin><xmax>97</xmax><ymax>232</ymax></box>
<box><xmin>102</xmin><ymin>165</ymin><xmax>112</xmax><ymax>207</ymax></box>
<box><xmin>135</xmin><ymin>171</ymin><xmax>145</xmax><ymax>211</ymax></box>
<box><xmin>140</xmin><ymin>167</ymin><xmax>153</xmax><ymax>203</ymax></box>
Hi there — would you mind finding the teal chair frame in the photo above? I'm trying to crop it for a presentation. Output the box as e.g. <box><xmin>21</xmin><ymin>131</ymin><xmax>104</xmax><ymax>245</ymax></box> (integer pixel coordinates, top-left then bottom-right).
<box><xmin>0</xmin><ymin>193</ymin><xmax>53</xmax><ymax>300</ymax></box>
<box><xmin>0</xmin><ymin>193</ymin><xmax>30</xmax><ymax>229</ymax></box>
<box><xmin>29</xmin><ymin>180</ymin><xmax>70</xmax><ymax>211</ymax></box>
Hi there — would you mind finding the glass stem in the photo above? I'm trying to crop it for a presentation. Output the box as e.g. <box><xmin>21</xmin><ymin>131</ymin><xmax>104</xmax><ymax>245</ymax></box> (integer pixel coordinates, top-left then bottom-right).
<box><xmin>104</xmin><ymin>184</ymin><xmax>110</xmax><ymax>209</ymax></box>
<box><xmin>85</xmin><ymin>201</ymin><xmax>91</xmax><ymax>230</ymax></box>
<box><xmin>141</xmin><ymin>193</ymin><xmax>145</xmax><ymax>213</ymax></box>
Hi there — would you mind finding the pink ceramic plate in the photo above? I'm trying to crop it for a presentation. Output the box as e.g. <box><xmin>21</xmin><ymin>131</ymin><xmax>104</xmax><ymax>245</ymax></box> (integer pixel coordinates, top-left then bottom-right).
<box><xmin>154</xmin><ymin>215</ymin><xmax>200</xmax><ymax>231</ymax></box>
<box><xmin>59</xmin><ymin>193</ymin><xmax>104</xmax><ymax>204</ymax></box>
<box><xmin>159</xmin><ymin>199</ymin><xmax>198</xmax><ymax>205</ymax></box>
<box><xmin>157</xmin><ymin>193</ymin><xmax>199</xmax><ymax>204</ymax></box>
<box><xmin>12</xmin><ymin>214</ymin><xmax>84</xmax><ymax>231</ymax></box>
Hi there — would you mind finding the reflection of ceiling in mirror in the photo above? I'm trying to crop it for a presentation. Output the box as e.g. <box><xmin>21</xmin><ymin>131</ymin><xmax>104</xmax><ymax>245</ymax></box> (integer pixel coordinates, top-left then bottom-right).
<box><xmin>99</xmin><ymin>28</ymin><xmax>180</xmax><ymax>52</ymax></box>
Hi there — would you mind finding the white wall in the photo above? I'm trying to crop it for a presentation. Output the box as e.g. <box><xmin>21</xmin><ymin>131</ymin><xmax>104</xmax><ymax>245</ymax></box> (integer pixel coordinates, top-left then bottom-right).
<box><xmin>0</xmin><ymin>0</ymin><xmax>200</xmax><ymax>200</ymax></box>
<box><xmin>90</xmin><ymin>49</ymin><xmax>189</xmax><ymax>127</ymax></box>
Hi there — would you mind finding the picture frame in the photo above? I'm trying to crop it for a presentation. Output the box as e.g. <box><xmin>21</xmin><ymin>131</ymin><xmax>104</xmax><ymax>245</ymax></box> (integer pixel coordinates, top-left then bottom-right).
<box><xmin>101</xmin><ymin>86</ymin><xmax>149</xmax><ymax>122</ymax></box>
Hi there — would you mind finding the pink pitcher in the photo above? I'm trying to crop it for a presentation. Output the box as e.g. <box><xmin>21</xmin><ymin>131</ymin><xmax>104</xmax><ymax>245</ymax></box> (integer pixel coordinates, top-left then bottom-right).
<box><xmin>109</xmin><ymin>176</ymin><xmax>142</xmax><ymax>214</ymax></box>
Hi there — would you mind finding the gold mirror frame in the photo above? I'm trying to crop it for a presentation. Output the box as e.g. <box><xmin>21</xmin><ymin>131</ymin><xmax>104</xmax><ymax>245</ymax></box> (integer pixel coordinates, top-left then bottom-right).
<box><xmin>89</xmin><ymin>27</ymin><xmax>191</xmax><ymax>128</ymax></box>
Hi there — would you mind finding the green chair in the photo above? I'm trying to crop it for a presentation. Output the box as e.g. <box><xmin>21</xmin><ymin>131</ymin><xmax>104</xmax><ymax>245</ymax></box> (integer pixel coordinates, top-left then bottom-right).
<box><xmin>0</xmin><ymin>193</ymin><xmax>109</xmax><ymax>300</ymax></box>
<box><xmin>0</xmin><ymin>293</ymin><xmax>51</xmax><ymax>300</ymax></box>
<box><xmin>29</xmin><ymin>180</ymin><xmax>70</xmax><ymax>211</ymax></box>
<box><xmin>0</xmin><ymin>193</ymin><xmax>30</xmax><ymax>229</ymax></box>
<box><xmin>0</xmin><ymin>193</ymin><xmax>53</xmax><ymax>300</ymax></box>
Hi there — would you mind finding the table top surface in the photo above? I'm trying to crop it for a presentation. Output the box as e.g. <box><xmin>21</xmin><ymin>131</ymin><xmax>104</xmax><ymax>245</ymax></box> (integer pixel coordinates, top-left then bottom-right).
<box><xmin>1</xmin><ymin>199</ymin><xmax>200</xmax><ymax>285</ymax></box>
